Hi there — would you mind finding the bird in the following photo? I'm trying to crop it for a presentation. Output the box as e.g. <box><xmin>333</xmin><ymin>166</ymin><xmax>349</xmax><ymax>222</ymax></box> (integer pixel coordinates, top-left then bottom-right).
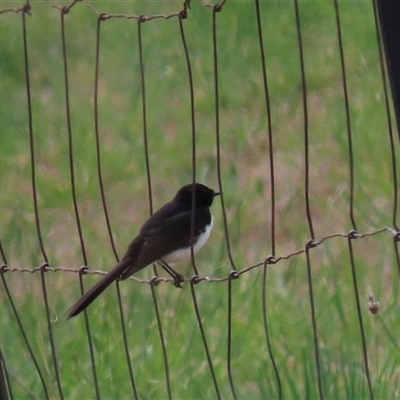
<box><xmin>67</xmin><ymin>183</ymin><xmax>220</xmax><ymax>318</ymax></box>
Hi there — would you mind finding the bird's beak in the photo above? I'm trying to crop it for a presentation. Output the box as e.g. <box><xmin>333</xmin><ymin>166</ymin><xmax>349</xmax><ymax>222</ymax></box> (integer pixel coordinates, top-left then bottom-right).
<box><xmin>214</xmin><ymin>191</ymin><xmax>221</xmax><ymax>197</ymax></box>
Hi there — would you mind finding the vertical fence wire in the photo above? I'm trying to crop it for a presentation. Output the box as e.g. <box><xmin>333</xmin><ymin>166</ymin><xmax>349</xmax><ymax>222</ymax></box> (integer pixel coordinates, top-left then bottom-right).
<box><xmin>17</xmin><ymin>7</ymin><xmax>51</xmax><ymax>400</ymax></box>
<box><xmin>393</xmin><ymin>235</ymin><xmax>400</xmax><ymax>280</ymax></box>
<box><xmin>22</xmin><ymin>6</ymin><xmax>48</xmax><ymax>264</ymax></box>
<box><xmin>116</xmin><ymin>282</ymin><xmax>139</xmax><ymax>399</ymax></box>
<box><xmin>0</xmin><ymin>7</ymin><xmax>45</xmax><ymax>399</ymax></box>
<box><xmin>226</xmin><ymin>274</ymin><xmax>238</xmax><ymax>400</ymax></box>
<box><xmin>137</xmin><ymin>19</ymin><xmax>154</xmax><ymax>216</ymax></box>
<box><xmin>93</xmin><ymin>14</ymin><xmax>119</xmax><ymax>260</ymax></box>
<box><xmin>40</xmin><ymin>265</ymin><xmax>64</xmax><ymax>400</ymax></box>
<box><xmin>190</xmin><ymin>281</ymin><xmax>221</xmax><ymax>400</ymax></box>
<box><xmin>71</xmin><ymin>14</ymin><xmax>121</xmax><ymax>399</ymax></box>
<box><xmin>305</xmin><ymin>243</ymin><xmax>324</xmax><ymax>400</ymax></box>
<box><xmin>0</xmin><ymin>243</ymin><xmax>6</xmax><ymax>266</ymax></box>
<box><xmin>22</xmin><ymin>12</ymin><xmax>64</xmax><ymax>392</ymax></box>
<box><xmin>61</xmin><ymin>7</ymin><xmax>89</xmax><ymax>267</ymax></box>
<box><xmin>253</xmin><ymin>0</ymin><xmax>276</xmax><ymax>257</ymax></box>
<box><xmin>253</xmin><ymin>0</ymin><xmax>282</xmax><ymax>397</ymax></box>
<box><xmin>333</xmin><ymin>0</ymin><xmax>357</xmax><ymax>231</ymax></box>
<box><xmin>347</xmin><ymin>232</ymin><xmax>374</xmax><ymax>400</ymax></box>
<box><xmin>261</xmin><ymin>260</ymin><xmax>282</xmax><ymax>400</ymax></box>
<box><xmin>179</xmin><ymin>12</ymin><xmax>220</xmax><ymax>398</ymax></box>
<box><xmin>211</xmin><ymin>4</ymin><xmax>237</xmax><ymax>273</ymax></box>
<box><xmin>293</xmin><ymin>0</ymin><xmax>315</xmax><ymax>241</ymax></box>
<box><xmin>293</xmin><ymin>1</ymin><xmax>323</xmax><ymax>398</ymax></box>
<box><xmin>333</xmin><ymin>2</ymin><xmax>374</xmax><ymax>397</ymax></box>
<box><xmin>138</xmin><ymin>19</ymin><xmax>172</xmax><ymax>399</ymax></box>
<box><xmin>211</xmin><ymin>6</ymin><xmax>239</xmax><ymax>399</ymax></box>
<box><xmin>76</xmin><ymin>269</ymin><xmax>100</xmax><ymax>400</ymax></box>
<box><xmin>150</xmin><ymin>285</ymin><xmax>172</xmax><ymax>400</ymax></box>
<box><xmin>178</xmin><ymin>10</ymin><xmax>200</xmax><ymax>276</ymax></box>
<box><xmin>0</xmin><ymin>349</ymin><xmax>11</xmax><ymax>400</ymax></box>
<box><xmin>0</xmin><ymin>272</ymin><xmax>49</xmax><ymax>400</ymax></box>
<box><xmin>61</xmin><ymin>9</ymin><xmax>100</xmax><ymax>395</ymax></box>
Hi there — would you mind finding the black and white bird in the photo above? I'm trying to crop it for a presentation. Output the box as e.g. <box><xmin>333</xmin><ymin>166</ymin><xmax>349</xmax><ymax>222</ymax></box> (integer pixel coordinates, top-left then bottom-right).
<box><xmin>67</xmin><ymin>183</ymin><xmax>219</xmax><ymax>318</ymax></box>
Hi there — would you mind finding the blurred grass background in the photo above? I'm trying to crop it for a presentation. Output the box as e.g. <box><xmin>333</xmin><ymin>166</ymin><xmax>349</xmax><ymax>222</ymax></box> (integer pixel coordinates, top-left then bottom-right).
<box><xmin>1</xmin><ymin>0</ymin><xmax>399</xmax><ymax>399</ymax></box>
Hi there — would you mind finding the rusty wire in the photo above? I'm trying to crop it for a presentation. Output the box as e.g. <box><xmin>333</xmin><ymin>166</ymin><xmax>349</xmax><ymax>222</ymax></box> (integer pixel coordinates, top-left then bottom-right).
<box><xmin>0</xmin><ymin>227</ymin><xmax>393</xmax><ymax>280</ymax></box>
<box><xmin>60</xmin><ymin>7</ymin><xmax>100</xmax><ymax>395</ymax></box>
<box><xmin>211</xmin><ymin>7</ymin><xmax>240</xmax><ymax>399</ymax></box>
<box><xmin>346</xmin><ymin>232</ymin><xmax>374</xmax><ymax>399</ymax></box>
<box><xmin>253</xmin><ymin>0</ymin><xmax>281</xmax><ymax>395</ymax></box>
<box><xmin>293</xmin><ymin>1</ymin><xmax>323</xmax><ymax>398</ymax></box>
<box><xmin>333</xmin><ymin>0</ymin><xmax>358</xmax><ymax>232</ymax></box>
<box><xmin>179</xmin><ymin>11</ymin><xmax>221</xmax><ymax>396</ymax></box>
<box><xmin>334</xmin><ymin>2</ymin><xmax>372</xmax><ymax>397</ymax></box>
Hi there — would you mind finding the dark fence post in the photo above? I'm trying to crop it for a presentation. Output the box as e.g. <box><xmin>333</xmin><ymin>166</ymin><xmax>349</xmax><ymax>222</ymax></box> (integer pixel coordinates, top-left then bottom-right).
<box><xmin>0</xmin><ymin>350</ymin><xmax>9</xmax><ymax>400</ymax></box>
<box><xmin>375</xmin><ymin>0</ymin><xmax>400</xmax><ymax>134</ymax></box>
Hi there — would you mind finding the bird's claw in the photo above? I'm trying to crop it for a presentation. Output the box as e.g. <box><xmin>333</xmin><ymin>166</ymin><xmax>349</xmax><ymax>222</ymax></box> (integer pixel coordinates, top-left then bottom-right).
<box><xmin>172</xmin><ymin>274</ymin><xmax>184</xmax><ymax>288</ymax></box>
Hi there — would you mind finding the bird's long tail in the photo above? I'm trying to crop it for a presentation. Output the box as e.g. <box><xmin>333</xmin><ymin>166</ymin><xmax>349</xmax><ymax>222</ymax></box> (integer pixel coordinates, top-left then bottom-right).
<box><xmin>67</xmin><ymin>259</ymin><xmax>131</xmax><ymax>318</ymax></box>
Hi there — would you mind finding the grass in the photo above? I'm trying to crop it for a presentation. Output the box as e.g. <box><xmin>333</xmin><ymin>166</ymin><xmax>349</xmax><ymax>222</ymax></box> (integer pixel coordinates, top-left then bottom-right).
<box><xmin>1</xmin><ymin>0</ymin><xmax>400</xmax><ymax>399</ymax></box>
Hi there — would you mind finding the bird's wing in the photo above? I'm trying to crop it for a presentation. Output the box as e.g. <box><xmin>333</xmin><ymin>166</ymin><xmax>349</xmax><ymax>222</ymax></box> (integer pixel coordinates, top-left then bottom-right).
<box><xmin>119</xmin><ymin>207</ymin><xmax>210</xmax><ymax>280</ymax></box>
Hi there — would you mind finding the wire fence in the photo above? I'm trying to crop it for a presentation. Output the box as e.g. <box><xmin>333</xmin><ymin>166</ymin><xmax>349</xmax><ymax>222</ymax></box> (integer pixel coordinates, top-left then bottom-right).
<box><xmin>1</xmin><ymin>0</ymin><xmax>399</xmax><ymax>399</ymax></box>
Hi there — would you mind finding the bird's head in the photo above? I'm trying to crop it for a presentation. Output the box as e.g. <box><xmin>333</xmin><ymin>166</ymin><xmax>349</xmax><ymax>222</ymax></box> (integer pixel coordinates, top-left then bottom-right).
<box><xmin>175</xmin><ymin>183</ymin><xmax>220</xmax><ymax>207</ymax></box>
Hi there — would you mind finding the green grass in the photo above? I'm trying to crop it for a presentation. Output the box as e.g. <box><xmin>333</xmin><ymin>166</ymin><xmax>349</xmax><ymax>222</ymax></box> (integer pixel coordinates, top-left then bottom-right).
<box><xmin>1</xmin><ymin>0</ymin><xmax>400</xmax><ymax>399</ymax></box>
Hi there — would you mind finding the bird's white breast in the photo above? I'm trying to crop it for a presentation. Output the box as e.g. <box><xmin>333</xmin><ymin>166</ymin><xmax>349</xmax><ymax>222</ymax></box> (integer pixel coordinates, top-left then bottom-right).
<box><xmin>161</xmin><ymin>214</ymin><xmax>213</xmax><ymax>265</ymax></box>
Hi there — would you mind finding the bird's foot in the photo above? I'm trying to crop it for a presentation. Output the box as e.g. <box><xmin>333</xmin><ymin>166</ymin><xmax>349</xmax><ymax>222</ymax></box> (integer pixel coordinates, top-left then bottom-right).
<box><xmin>172</xmin><ymin>274</ymin><xmax>184</xmax><ymax>288</ymax></box>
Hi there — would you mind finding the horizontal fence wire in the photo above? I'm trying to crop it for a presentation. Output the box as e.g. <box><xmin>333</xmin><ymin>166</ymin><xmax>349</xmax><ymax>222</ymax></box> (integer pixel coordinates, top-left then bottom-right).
<box><xmin>0</xmin><ymin>228</ymin><xmax>395</xmax><ymax>279</ymax></box>
<box><xmin>1</xmin><ymin>0</ymin><xmax>400</xmax><ymax>399</ymax></box>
